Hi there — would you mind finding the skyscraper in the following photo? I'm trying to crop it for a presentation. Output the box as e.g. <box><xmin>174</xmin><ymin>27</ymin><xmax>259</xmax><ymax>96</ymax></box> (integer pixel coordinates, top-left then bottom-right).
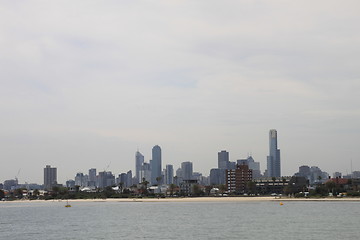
<box><xmin>218</xmin><ymin>150</ymin><xmax>229</xmax><ymax>169</ymax></box>
<box><xmin>44</xmin><ymin>165</ymin><xmax>57</xmax><ymax>190</ymax></box>
<box><xmin>181</xmin><ymin>161</ymin><xmax>193</xmax><ymax>180</ymax></box>
<box><xmin>266</xmin><ymin>129</ymin><xmax>281</xmax><ymax>177</ymax></box>
<box><xmin>135</xmin><ymin>151</ymin><xmax>144</xmax><ymax>183</ymax></box>
<box><xmin>151</xmin><ymin>145</ymin><xmax>162</xmax><ymax>185</ymax></box>
<box><xmin>165</xmin><ymin>164</ymin><xmax>174</xmax><ymax>185</ymax></box>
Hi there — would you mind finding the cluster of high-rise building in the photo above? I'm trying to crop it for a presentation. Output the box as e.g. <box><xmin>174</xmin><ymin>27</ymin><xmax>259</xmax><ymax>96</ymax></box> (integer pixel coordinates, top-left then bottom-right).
<box><xmin>2</xmin><ymin>129</ymin><xmax>359</xmax><ymax>193</ymax></box>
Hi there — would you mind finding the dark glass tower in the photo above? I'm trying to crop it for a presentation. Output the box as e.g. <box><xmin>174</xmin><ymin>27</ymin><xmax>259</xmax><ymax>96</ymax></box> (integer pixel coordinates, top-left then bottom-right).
<box><xmin>151</xmin><ymin>145</ymin><xmax>162</xmax><ymax>185</ymax></box>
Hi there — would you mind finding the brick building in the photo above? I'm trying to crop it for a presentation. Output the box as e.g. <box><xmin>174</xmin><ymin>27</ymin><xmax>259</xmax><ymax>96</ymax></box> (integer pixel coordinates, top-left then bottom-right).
<box><xmin>226</xmin><ymin>164</ymin><xmax>252</xmax><ymax>194</ymax></box>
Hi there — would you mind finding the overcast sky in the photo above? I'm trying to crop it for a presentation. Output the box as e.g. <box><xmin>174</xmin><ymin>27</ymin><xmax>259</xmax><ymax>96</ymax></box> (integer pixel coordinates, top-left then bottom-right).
<box><xmin>1</xmin><ymin>1</ymin><xmax>360</xmax><ymax>184</ymax></box>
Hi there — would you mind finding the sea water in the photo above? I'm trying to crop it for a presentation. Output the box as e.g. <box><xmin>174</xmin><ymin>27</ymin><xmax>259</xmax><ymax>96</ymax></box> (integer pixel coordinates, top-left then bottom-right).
<box><xmin>1</xmin><ymin>200</ymin><xmax>360</xmax><ymax>239</ymax></box>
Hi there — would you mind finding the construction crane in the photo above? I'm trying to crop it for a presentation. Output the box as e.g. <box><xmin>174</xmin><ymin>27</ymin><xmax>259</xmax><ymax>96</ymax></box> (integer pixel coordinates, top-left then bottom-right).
<box><xmin>15</xmin><ymin>168</ymin><xmax>21</xmax><ymax>183</ymax></box>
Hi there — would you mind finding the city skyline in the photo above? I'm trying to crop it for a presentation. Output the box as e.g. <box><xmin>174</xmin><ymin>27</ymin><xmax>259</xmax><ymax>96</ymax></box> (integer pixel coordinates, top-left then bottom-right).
<box><xmin>1</xmin><ymin>1</ymin><xmax>359</xmax><ymax>184</ymax></box>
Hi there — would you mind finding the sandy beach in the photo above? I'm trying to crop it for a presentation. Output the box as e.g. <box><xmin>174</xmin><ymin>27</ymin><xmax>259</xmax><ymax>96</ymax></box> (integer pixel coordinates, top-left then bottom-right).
<box><xmin>3</xmin><ymin>196</ymin><xmax>360</xmax><ymax>203</ymax></box>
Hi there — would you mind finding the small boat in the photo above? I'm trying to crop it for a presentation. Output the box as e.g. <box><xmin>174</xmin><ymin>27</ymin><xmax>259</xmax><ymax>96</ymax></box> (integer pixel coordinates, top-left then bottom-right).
<box><xmin>65</xmin><ymin>200</ymin><xmax>71</xmax><ymax>208</ymax></box>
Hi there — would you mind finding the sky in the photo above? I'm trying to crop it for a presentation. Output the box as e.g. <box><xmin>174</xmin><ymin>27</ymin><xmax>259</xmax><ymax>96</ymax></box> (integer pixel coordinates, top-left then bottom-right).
<box><xmin>1</xmin><ymin>1</ymin><xmax>360</xmax><ymax>184</ymax></box>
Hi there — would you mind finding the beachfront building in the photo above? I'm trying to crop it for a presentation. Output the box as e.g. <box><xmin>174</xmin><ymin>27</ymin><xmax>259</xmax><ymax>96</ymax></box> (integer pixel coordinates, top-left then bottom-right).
<box><xmin>44</xmin><ymin>165</ymin><xmax>57</xmax><ymax>190</ymax></box>
<box><xmin>226</xmin><ymin>163</ymin><xmax>252</xmax><ymax>194</ymax></box>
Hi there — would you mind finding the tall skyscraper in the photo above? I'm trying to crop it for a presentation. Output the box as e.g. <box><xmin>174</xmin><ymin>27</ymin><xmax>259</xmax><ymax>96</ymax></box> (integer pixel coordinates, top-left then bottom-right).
<box><xmin>165</xmin><ymin>164</ymin><xmax>174</xmax><ymax>185</ymax></box>
<box><xmin>181</xmin><ymin>161</ymin><xmax>193</xmax><ymax>180</ymax></box>
<box><xmin>218</xmin><ymin>150</ymin><xmax>229</xmax><ymax>169</ymax></box>
<box><xmin>135</xmin><ymin>151</ymin><xmax>144</xmax><ymax>183</ymax></box>
<box><xmin>266</xmin><ymin>129</ymin><xmax>281</xmax><ymax>177</ymax></box>
<box><xmin>44</xmin><ymin>165</ymin><xmax>57</xmax><ymax>190</ymax></box>
<box><xmin>151</xmin><ymin>145</ymin><xmax>162</xmax><ymax>185</ymax></box>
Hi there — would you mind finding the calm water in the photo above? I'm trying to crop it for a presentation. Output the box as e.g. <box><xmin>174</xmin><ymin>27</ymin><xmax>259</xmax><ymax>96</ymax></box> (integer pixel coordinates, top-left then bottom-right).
<box><xmin>1</xmin><ymin>200</ymin><xmax>360</xmax><ymax>239</ymax></box>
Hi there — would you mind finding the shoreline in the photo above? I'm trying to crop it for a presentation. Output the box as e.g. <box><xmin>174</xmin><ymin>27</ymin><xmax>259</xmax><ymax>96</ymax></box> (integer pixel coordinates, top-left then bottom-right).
<box><xmin>2</xmin><ymin>196</ymin><xmax>360</xmax><ymax>203</ymax></box>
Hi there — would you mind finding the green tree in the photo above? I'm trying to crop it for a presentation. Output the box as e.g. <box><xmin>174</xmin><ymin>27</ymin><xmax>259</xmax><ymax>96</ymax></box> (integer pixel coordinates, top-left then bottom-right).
<box><xmin>169</xmin><ymin>184</ymin><xmax>176</xmax><ymax>196</ymax></box>
<box><xmin>0</xmin><ymin>189</ymin><xmax>5</xmax><ymax>199</ymax></box>
<box><xmin>219</xmin><ymin>184</ymin><xmax>227</xmax><ymax>196</ymax></box>
<box><xmin>325</xmin><ymin>181</ymin><xmax>336</xmax><ymax>196</ymax></box>
<box><xmin>156</xmin><ymin>176</ymin><xmax>162</xmax><ymax>186</ymax></box>
<box><xmin>141</xmin><ymin>178</ymin><xmax>149</xmax><ymax>196</ymax></box>
<box><xmin>14</xmin><ymin>188</ymin><xmax>24</xmax><ymax>199</ymax></box>
<box><xmin>192</xmin><ymin>184</ymin><xmax>204</xmax><ymax>197</ymax></box>
<box><xmin>204</xmin><ymin>185</ymin><xmax>212</xmax><ymax>196</ymax></box>
<box><xmin>247</xmin><ymin>181</ymin><xmax>257</xmax><ymax>195</ymax></box>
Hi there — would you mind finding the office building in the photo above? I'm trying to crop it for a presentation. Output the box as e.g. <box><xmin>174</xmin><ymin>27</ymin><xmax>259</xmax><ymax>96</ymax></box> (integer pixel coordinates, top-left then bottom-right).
<box><xmin>266</xmin><ymin>129</ymin><xmax>281</xmax><ymax>177</ymax></box>
<box><xmin>209</xmin><ymin>168</ymin><xmax>226</xmax><ymax>185</ymax></box>
<box><xmin>88</xmin><ymin>168</ymin><xmax>97</xmax><ymax>187</ymax></box>
<box><xmin>218</xmin><ymin>150</ymin><xmax>229</xmax><ymax>169</ymax></box>
<box><xmin>181</xmin><ymin>161</ymin><xmax>193</xmax><ymax>180</ymax></box>
<box><xmin>165</xmin><ymin>164</ymin><xmax>174</xmax><ymax>185</ymax></box>
<box><xmin>226</xmin><ymin>163</ymin><xmax>252</xmax><ymax>194</ymax></box>
<box><xmin>140</xmin><ymin>162</ymin><xmax>151</xmax><ymax>184</ymax></box>
<box><xmin>44</xmin><ymin>165</ymin><xmax>57</xmax><ymax>190</ymax></box>
<box><xmin>135</xmin><ymin>151</ymin><xmax>144</xmax><ymax>183</ymax></box>
<box><xmin>97</xmin><ymin>171</ymin><xmax>115</xmax><ymax>188</ymax></box>
<box><xmin>151</xmin><ymin>145</ymin><xmax>162</xmax><ymax>185</ymax></box>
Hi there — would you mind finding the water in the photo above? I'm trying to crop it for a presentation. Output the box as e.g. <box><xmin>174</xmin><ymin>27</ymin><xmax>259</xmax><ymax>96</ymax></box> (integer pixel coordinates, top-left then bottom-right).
<box><xmin>1</xmin><ymin>200</ymin><xmax>360</xmax><ymax>239</ymax></box>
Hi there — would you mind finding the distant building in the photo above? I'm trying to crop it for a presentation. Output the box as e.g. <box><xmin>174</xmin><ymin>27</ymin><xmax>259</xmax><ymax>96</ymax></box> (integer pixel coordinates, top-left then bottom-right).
<box><xmin>66</xmin><ymin>180</ymin><xmax>75</xmax><ymax>188</ymax></box>
<box><xmin>181</xmin><ymin>161</ymin><xmax>193</xmax><ymax>180</ymax></box>
<box><xmin>44</xmin><ymin>165</ymin><xmax>57</xmax><ymax>190</ymax></box>
<box><xmin>3</xmin><ymin>179</ymin><xmax>18</xmax><ymax>191</ymax></box>
<box><xmin>209</xmin><ymin>168</ymin><xmax>226</xmax><ymax>185</ymax></box>
<box><xmin>117</xmin><ymin>173</ymin><xmax>127</xmax><ymax>186</ymax></box>
<box><xmin>237</xmin><ymin>156</ymin><xmax>261</xmax><ymax>179</ymax></box>
<box><xmin>88</xmin><ymin>168</ymin><xmax>97</xmax><ymax>187</ymax></box>
<box><xmin>226</xmin><ymin>164</ymin><xmax>252</xmax><ymax>194</ymax></box>
<box><xmin>139</xmin><ymin>162</ymin><xmax>151</xmax><ymax>184</ymax></box>
<box><xmin>75</xmin><ymin>172</ymin><xmax>89</xmax><ymax>187</ymax></box>
<box><xmin>135</xmin><ymin>151</ymin><xmax>144</xmax><ymax>184</ymax></box>
<box><xmin>180</xmin><ymin>179</ymin><xmax>198</xmax><ymax>196</ymax></box>
<box><xmin>218</xmin><ymin>150</ymin><xmax>229</xmax><ymax>169</ymax></box>
<box><xmin>352</xmin><ymin>171</ymin><xmax>360</xmax><ymax>178</ymax></box>
<box><xmin>294</xmin><ymin>165</ymin><xmax>328</xmax><ymax>185</ymax></box>
<box><xmin>126</xmin><ymin>170</ymin><xmax>133</xmax><ymax>187</ymax></box>
<box><xmin>266</xmin><ymin>129</ymin><xmax>281</xmax><ymax>177</ymax></box>
<box><xmin>97</xmin><ymin>171</ymin><xmax>115</xmax><ymax>188</ymax></box>
<box><xmin>333</xmin><ymin>172</ymin><xmax>342</xmax><ymax>178</ymax></box>
<box><xmin>151</xmin><ymin>145</ymin><xmax>162</xmax><ymax>185</ymax></box>
<box><xmin>175</xmin><ymin>167</ymin><xmax>183</xmax><ymax>185</ymax></box>
<box><xmin>165</xmin><ymin>164</ymin><xmax>174</xmax><ymax>185</ymax></box>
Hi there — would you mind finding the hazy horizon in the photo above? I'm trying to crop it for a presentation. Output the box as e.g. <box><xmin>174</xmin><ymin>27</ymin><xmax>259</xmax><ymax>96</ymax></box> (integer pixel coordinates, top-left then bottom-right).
<box><xmin>1</xmin><ymin>1</ymin><xmax>359</xmax><ymax>184</ymax></box>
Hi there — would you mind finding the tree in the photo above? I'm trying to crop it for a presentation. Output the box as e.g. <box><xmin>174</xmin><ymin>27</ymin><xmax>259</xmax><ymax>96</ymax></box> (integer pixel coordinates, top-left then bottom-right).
<box><xmin>118</xmin><ymin>182</ymin><xmax>124</xmax><ymax>194</ymax></box>
<box><xmin>204</xmin><ymin>185</ymin><xmax>212</xmax><ymax>196</ymax></box>
<box><xmin>219</xmin><ymin>184</ymin><xmax>227</xmax><ymax>196</ymax></box>
<box><xmin>192</xmin><ymin>184</ymin><xmax>204</xmax><ymax>197</ymax></box>
<box><xmin>0</xmin><ymin>189</ymin><xmax>5</xmax><ymax>199</ymax></box>
<box><xmin>141</xmin><ymin>178</ymin><xmax>149</xmax><ymax>196</ymax></box>
<box><xmin>325</xmin><ymin>181</ymin><xmax>336</xmax><ymax>196</ymax></box>
<box><xmin>14</xmin><ymin>188</ymin><xmax>24</xmax><ymax>199</ymax></box>
<box><xmin>247</xmin><ymin>181</ymin><xmax>257</xmax><ymax>195</ymax></box>
<box><xmin>156</xmin><ymin>176</ymin><xmax>162</xmax><ymax>186</ymax></box>
<box><xmin>169</xmin><ymin>184</ymin><xmax>176</xmax><ymax>196</ymax></box>
<box><xmin>272</xmin><ymin>177</ymin><xmax>276</xmax><ymax>185</ymax></box>
<box><xmin>33</xmin><ymin>189</ymin><xmax>40</xmax><ymax>196</ymax></box>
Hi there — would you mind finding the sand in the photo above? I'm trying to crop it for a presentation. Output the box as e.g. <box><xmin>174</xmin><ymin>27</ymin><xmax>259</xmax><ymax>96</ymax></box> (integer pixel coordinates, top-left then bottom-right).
<box><xmin>3</xmin><ymin>196</ymin><xmax>360</xmax><ymax>203</ymax></box>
